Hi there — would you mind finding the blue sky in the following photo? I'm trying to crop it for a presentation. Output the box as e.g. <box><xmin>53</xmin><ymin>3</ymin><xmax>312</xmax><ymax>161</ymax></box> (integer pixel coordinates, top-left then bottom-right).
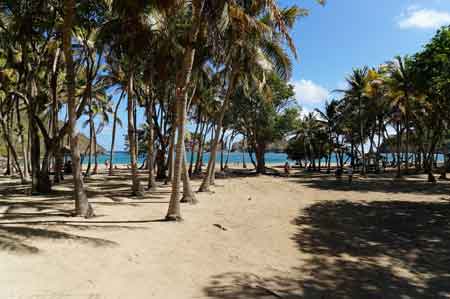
<box><xmin>89</xmin><ymin>0</ymin><xmax>450</xmax><ymax>151</ymax></box>
<box><xmin>283</xmin><ymin>0</ymin><xmax>450</xmax><ymax>115</ymax></box>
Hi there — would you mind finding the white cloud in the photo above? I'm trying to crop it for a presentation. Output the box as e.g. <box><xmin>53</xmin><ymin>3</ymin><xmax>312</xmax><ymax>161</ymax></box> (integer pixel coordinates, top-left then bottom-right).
<box><xmin>398</xmin><ymin>7</ymin><xmax>450</xmax><ymax>29</ymax></box>
<box><xmin>292</xmin><ymin>79</ymin><xmax>329</xmax><ymax>106</ymax></box>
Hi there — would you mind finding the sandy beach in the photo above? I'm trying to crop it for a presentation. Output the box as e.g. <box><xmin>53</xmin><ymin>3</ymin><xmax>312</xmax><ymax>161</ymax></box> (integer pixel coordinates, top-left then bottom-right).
<box><xmin>0</xmin><ymin>168</ymin><xmax>449</xmax><ymax>299</ymax></box>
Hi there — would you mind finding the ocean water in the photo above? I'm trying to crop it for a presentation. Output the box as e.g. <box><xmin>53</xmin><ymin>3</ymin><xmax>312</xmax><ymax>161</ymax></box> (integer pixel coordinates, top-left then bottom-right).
<box><xmin>82</xmin><ymin>151</ymin><xmax>445</xmax><ymax>165</ymax></box>
<box><xmin>82</xmin><ymin>151</ymin><xmax>291</xmax><ymax>165</ymax></box>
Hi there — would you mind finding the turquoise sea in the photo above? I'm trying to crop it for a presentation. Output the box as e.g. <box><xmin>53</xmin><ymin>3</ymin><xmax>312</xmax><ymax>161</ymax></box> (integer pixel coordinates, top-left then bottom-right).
<box><xmin>82</xmin><ymin>151</ymin><xmax>291</xmax><ymax>165</ymax></box>
<box><xmin>82</xmin><ymin>151</ymin><xmax>445</xmax><ymax>165</ymax></box>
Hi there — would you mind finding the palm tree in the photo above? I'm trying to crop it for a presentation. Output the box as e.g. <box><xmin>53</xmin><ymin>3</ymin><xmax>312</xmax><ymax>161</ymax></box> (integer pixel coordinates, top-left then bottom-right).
<box><xmin>166</xmin><ymin>0</ymin><xmax>206</xmax><ymax>221</ymax></box>
<box><xmin>315</xmin><ymin>99</ymin><xmax>339</xmax><ymax>173</ymax></box>
<box><xmin>199</xmin><ymin>3</ymin><xmax>301</xmax><ymax>190</ymax></box>
<box><xmin>339</xmin><ymin>67</ymin><xmax>369</xmax><ymax>175</ymax></box>
<box><xmin>385</xmin><ymin>56</ymin><xmax>418</xmax><ymax>174</ymax></box>
<box><xmin>99</xmin><ymin>62</ymin><xmax>127</xmax><ymax>176</ymax></box>
<box><xmin>99</xmin><ymin>0</ymin><xmax>160</xmax><ymax>196</ymax></box>
<box><xmin>63</xmin><ymin>0</ymin><xmax>93</xmax><ymax>217</ymax></box>
<box><xmin>81</xmin><ymin>78</ymin><xmax>110</xmax><ymax>176</ymax></box>
<box><xmin>92</xmin><ymin>95</ymin><xmax>113</xmax><ymax>174</ymax></box>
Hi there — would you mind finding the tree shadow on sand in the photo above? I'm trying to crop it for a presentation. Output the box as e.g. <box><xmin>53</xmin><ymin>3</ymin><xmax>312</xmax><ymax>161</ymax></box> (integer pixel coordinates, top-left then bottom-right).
<box><xmin>295</xmin><ymin>175</ymin><xmax>450</xmax><ymax>196</ymax></box>
<box><xmin>204</xmin><ymin>200</ymin><xmax>450</xmax><ymax>298</ymax></box>
<box><xmin>0</xmin><ymin>224</ymin><xmax>119</xmax><ymax>254</ymax></box>
<box><xmin>0</xmin><ymin>177</ymin><xmax>166</xmax><ymax>255</ymax></box>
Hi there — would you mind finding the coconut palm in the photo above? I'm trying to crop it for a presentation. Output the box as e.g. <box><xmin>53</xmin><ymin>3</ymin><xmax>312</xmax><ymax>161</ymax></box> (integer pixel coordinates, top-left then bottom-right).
<box><xmin>339</xmin><ymin>67</ymin><xmax>370</xmax><ymax>175</ymax></box>
<box><xmin>63</xmin><ymin>0</ymin><xmax>94</xmax><ymax>217</ymax></box>
<box><xmin>385</xmin><ymin>56</ymin><xmax>420</xmax><ymax>174</ymax></box>
<box><xmin>98</xmin><ymin>0</ymin><xmax>160</xmax><ymax>196</ymax></box>
<box><xmin>198</xmin><ymin>3</ymin><xmax>302</xmax><ymax>190</ymax></box>
<box><xmin>315</xmin><ymin>99</ymin><xmax>339</xmax><ymax>173</ymax></box>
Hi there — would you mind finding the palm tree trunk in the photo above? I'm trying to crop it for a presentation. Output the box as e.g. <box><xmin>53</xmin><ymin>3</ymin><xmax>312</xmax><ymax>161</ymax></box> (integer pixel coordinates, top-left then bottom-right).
<box><xmin>248</xmin><ymin>144</ymin><xmax>257</xmax><ymax>169</ymax></box>
<box><xmin>396</xmin><ymin>121</ymin><xmax>401</xmax><ymax>178</ymax></box>
<box><xmin>92</xmin><ymin>126</ymin><xmax>98</xmax><ymax>174</ymax></box>
<box><xmin>51</xmin><ymin>48</ymin><xmax>62</xmax><ymax>183</ymax></box>
<box><xmin>166</xmin><ymin>0</ymin><xmax>204</xmax><ymax>220</ymax></box>
<box><xmin>109</xmin><ymin>91</ymin><xmax>124</xmax><ymax>176</ymax></box>
<box><xmin>405</xmin><ymin>92</ymin><xmax>410</xmax><ymax>175</ymax></box>
<box><xmin>0</xmin><ymin>119</ymin><xmax>25</xmax><ymax>182</ymax></box>
<box><xmin>134</xmin><ymin>97</ymin><xmax>139</xmax><ymax>160</ymax></box>
<box><xmin>181</xmin><ymin>145</ymin><xmax>197</xmax><ymax>204</ymax></box>
<box><xmin>165</xmin><ymin>129</ymin><xmax>175</xmax><ymax>184</ymax></box>
<box><xmin>63</xmin><ymin>0</ymin><xmax>93</xmax><ymax>217</ymax></box>
<box><xmin>5</xmin><ymin>143</ymin><xmax>10</xmax><ymax>176</ymax></box>
<box><xmin>146</xmin><ymin>96</ymin><xmax>156</xmax><ymax>190</ymax></box>
<box><xmin>127</xmin><ymin>73</ymin><xmax>144</xmax><ymax>196</ymax></box>
<box><xmin>224</xmin><ymin>133</ymin><xmax>235</xmax><ymax>169</ymax></box>
<box><xmin>194</xmin><ymin>122</ymin><xmax>208</xmax><ymax>174</ymax></box>
<box><xmin>15</xmin><ymin>99</ymin><xmax>29</xmax><ymax>180</ymax></box>
<box><xmin>242</xmin><ymin>138</ymin><xmax>247</xmax><ymax>168</ymax></box>
<box><xmin>198</xmin><ymin>68</ymin><xmax>237</xmax><ymax>192</ymax></box>
<box><xmin>440</xmin><ymin>147</ymin><xmax>448</xmax><ymax>180</ymax></box>
<box><xmin>359</xmin><ymin>96</ymin><xmax>366</xmax><ymax>175</ymax></box>
<box><xmin>29</xmin><ymin>109</ymin><xmax>51</xmax><ymax>193</ymax></box>
<box><xmin>189</xmin><ymin>114</ymin><xmax>201</xmax><ymax>176</ymax></box>
<box><xmin>350</xmin><ymin>136</ymin><xmax>354</xmax><ymax>167</ymax></box>
<box><xmin>85</xmin><ymin>111</ymin><xmax>93</xmax><ymax>176</ymax></box>
<box><xmin>327</xmin><ymin>130</ymin><xmax>332</xmax><ymax>174</ymax></box>
<box><xmin>220</xmin><ymin>133</ymin><xmax>225</xmax><ymax>171</ymax></box>
<box><xmin>255</xmin><ymin>142</ymin><xmax>266</xmax><ymax>174</ymax></box>
<box><xmin>166</xmin><ymin>96</ymin><xmax>186</xmax><ymax>220</ymax></box>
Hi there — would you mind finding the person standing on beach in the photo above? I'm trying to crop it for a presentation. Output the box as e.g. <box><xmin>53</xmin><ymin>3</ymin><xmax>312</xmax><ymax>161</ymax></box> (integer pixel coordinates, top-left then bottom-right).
<box><xmin>284</xmin><ymin>161</ymin><xmax>291</xmax><ymax>176</ymax></box>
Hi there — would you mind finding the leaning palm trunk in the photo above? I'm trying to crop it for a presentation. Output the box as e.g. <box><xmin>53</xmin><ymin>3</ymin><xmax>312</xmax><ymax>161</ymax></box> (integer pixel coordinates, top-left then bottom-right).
<box><xmin>440</xmin><ymin>146</ymin><xmax>448</xmax><ymax>179</ymax></box>
<box><xmin>359</xmin><ymin>96</ymin><xmax>366</xmax><ymax>175</ymax></box>
<box><xmin>63</xmin><ymin>0</ymin><xmax>93</xmax><ymax>217</ymax></box>
<box><xmin>404</xmin><ymin>92</ymin><xmax>410</xmax><ymax>175</ymax></box>
<box><xmin>181</xmin><ymin>146</ymin><xmax>197</xmax><ymax>204</ymax></box>
<box><xmin>396</xmin><ymin>121</ymin><xmax>402</xmax><ymax>178</ymax></box>
<box><xmin>0</xmin><ymin>119</ymin><xmax>25</xmax><ymax>183</ymax></box>
<box><xmin>327</xmin><ymin>130</ymin><xmax>332</xmax><ymax>174</ymax></box>
<box><xmin>146</xmin><ymin>96</ymin><xmax>156</xmax><ymax>190</ymax></box>
<box><xmin>127</xmin><ymin>74</ymin><xmax>144</xmax><ymax>196</ymax></box>
<box><xmin>166</xmin><ymin>0</ymin><xmax>205</xmax><ymax>221</ymax></box>
<box><xmin>194</xmin><ymin>122</ymin><xmax>210</xmax><ymax>174</ymax></box>
<box><xmin>5</xmin><ymin>145</ymin><xmax>10</xmax><ymax>175</ymax></box>
<box><xmin>84</xmin><ymin>112</ymin><xmax>93</xmax><ymax>176</ymax></box>
<box><xmin>20</xmin><ymin>134</ymin><xmax>29</xmax><ymax>180</ymax></box>
<box><xmin>51</xmin><ymin>48</ymin><xmax>62</xmax><ymax>183</ymax></box>
<box><xmin>15</xmin><ymin>100</ymin><xmax>29</xmax><ymax>180</ymax></box>
<box><xmin>426</xmin><ymin>135</ymin><xmax>440</xmax><ymax>183</ymax></box>
<box><xmin>93</xmin><ymin>128</ymin><xmax>98</xmax><ymax>174</ymax></box>
<box><xmin>165</xmin><ymin>129</ymin><xmax>176</xmax><ymax>184</ymax></box>
<box><xmin>220</xmin><ymin>133</ymin><xmax>225</xmax><ymax>171</ymax></box>
<box><xmin>166</xmin><ymin>97</ymin><xmax>186</xmax><ymax>220</ymax></box>
<box><xmin>198</xmin><ymin>69</ymin><xmax>237</xmax><ymax>192</ymax></box>
<box><xmin>188</xmin><ymin>114</ymin><xmax>201</xmax><ymax>176</ymax></box>
<box><xmin>109</xmin><ymin>91</ymin><xmax>124</xmax><ymax>176</ymax></box>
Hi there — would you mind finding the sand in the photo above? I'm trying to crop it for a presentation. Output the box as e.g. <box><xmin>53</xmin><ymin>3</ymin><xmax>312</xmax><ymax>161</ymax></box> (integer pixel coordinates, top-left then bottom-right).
<box><xmin>0</xmin><ymin>169</ymin><xmax>449</xmax><ymax>299</ymax></box>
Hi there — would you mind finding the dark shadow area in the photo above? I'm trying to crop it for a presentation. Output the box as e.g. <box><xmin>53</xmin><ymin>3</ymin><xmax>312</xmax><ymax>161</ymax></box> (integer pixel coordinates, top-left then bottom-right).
<box><xmin>204</xmin><ymin>272</ymin><xmax>304</xmax><ymax>299</ymax></box>
<box><xmin>204</xmin><ymin>200</ymin><xmax>450</xmax><ymax>298</ymax></box>
<box><xmin>189</xmin><ymin>168</ymin><xmax>260</xmax><ymax>181</ymax></box>
<box><xmin>0</xmin><ymin>174</ymin><xmax>168</xmax><ymax>255</ymax></box>
<box><xmin>292</xmin><ymin>200</ymin><xmax>450</xmax><ymax>298</ymax></box>
<box><xmin>295</xmin><ymin>175</ymin><xmax>450</xmax><ymax>196</ymax></box>
<box><xmin>0</xmin><ymin>224</ymin><xmax>119</xmax><ymax>254</ymax></box>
